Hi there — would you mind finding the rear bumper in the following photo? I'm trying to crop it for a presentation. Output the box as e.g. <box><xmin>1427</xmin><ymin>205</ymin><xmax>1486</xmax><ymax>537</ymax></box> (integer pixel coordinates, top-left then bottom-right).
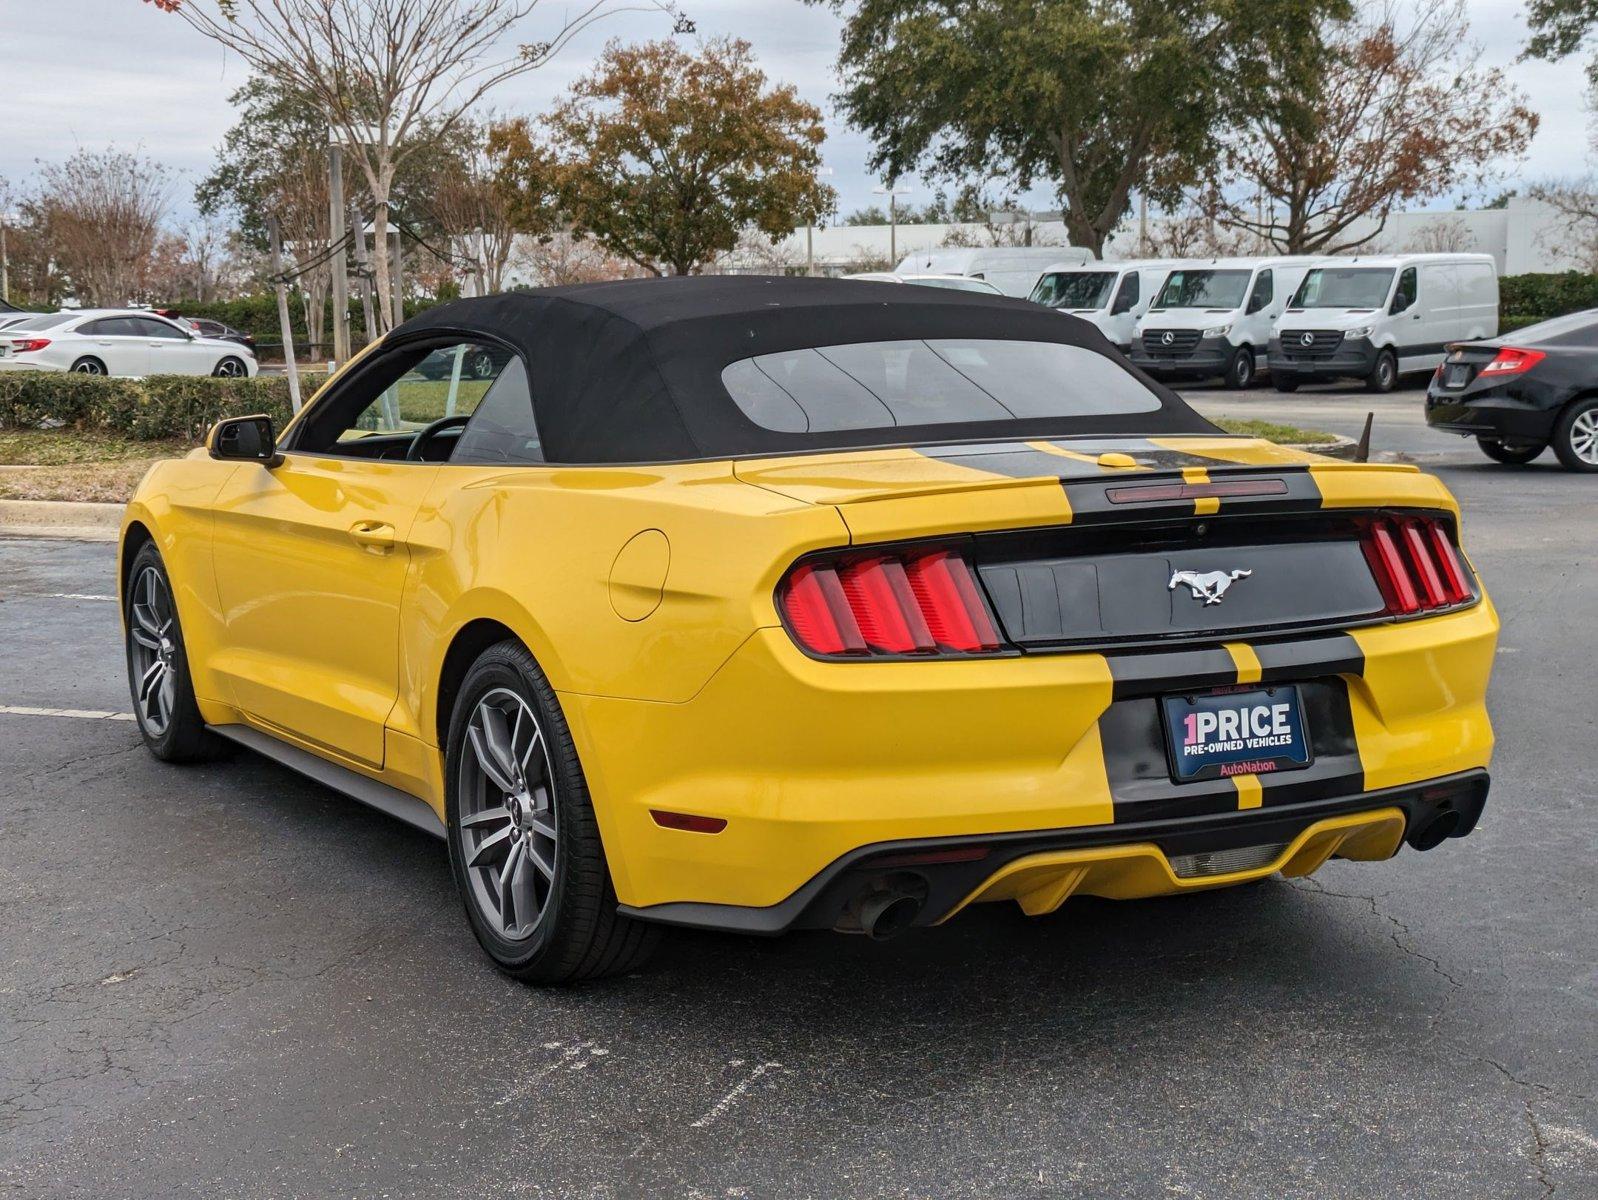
<box><xmin>1269</xmin><ymin>336</ymin><xmax>1379</xmax><ymax>381</ymax></box>
<box><xmin>620</xmin><ymin>772</ymin><xmax>1488</xmax><ymax>934</ymax></box>
<box><xmin>566</xmin><ymin>598</ymin><xmax>1497</xmax><ymax>921</ymax></box>
<box><xmin>1426</xmin><ymin>389</ymin><xmax>1557</xmax><ymax>441</ymax></box>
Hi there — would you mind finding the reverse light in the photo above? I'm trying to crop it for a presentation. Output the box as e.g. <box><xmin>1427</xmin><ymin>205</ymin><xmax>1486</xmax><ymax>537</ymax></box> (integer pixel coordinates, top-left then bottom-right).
<box><xmin>1361</xmin><ymin>516</ymin><xmax>1474</xmax><ymax>617</ymax></box>
<box><xmin>1479</xmin><ymin>346</ymin><xmax>1546</xmax><ymax>377</ymax></box>
<box><xmin>778</xmin><ymin>546</ymin><xmax>1003</xmax><ymax>658</ymax></box>
<box><xmin>10</xmin><ymin>338</ymin><xmax>51</xmax><ymax>353</ymax></box>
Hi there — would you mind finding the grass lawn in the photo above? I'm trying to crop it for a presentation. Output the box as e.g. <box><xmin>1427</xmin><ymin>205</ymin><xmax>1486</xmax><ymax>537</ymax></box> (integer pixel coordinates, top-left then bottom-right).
<box><xmin>0</xmin><ymin>415</ymin><xmax>1340</xmax><ymax>505</ymax></box>
<box><xmin>1213</xmin><ymin>417</ymin><xmax>1337</xmax><ymax>444</ymax></box>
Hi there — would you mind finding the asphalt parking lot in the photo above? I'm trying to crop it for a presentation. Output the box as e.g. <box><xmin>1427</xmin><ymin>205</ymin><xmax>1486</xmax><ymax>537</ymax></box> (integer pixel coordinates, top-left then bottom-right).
<box><xmin>1</xmin><ymin>383</ymin><xmax>1594</xmax><ymax>1199</ymax></box>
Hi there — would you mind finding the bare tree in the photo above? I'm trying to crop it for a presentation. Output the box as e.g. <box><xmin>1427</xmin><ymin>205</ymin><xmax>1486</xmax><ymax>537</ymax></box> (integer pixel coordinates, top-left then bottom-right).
<box><xmin>1214</xmin><ymin>0</ymin><xmax>1537</xmax><ymax>252</ymax></box>
<box><xmin>29</xmin><ymin>148</ymin><xmax>172</xmax><ymax>305</ymax></box>
<box><xmin>1402</xmin><ymin>216</ymin><xmax>1475</xmax><ymax>255</ymax></box>
<box><xmin>423</xmin><ymin>118</ymin><xmax>521</xmax><ymax>294</ymax></box>
<box><xmin>1529</xmin><ymin>179</ymin><xmax>1598</xmax><ymax>271</ymax></box>
<box><xmin>512</xmin><ymin>229</ymin><xmax>636</xmax><ymax>287</ymax></box>
<box><xmin>150</xmin><ymin>0</ymin><xmax>682</xmax><ymax>329</ymax></box>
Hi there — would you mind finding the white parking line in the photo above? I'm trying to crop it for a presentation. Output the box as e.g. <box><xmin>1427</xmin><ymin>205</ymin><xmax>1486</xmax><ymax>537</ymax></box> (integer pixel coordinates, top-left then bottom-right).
<box><xmin>43</xmin><ymin>593</ymin><xmax>118</xmax><ymax>602</ymax></box>
<box><xmin>0</xmin><ymin>705</ymin><xmax>135</xmax><ymax>721</ymax></box>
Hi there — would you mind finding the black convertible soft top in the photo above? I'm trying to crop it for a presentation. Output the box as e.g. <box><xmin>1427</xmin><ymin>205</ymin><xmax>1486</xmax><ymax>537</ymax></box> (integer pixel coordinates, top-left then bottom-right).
<box><xmin>396</xmin><ymin>275</ymin><xmax>1214</xmax><ymax>464</ymax></box>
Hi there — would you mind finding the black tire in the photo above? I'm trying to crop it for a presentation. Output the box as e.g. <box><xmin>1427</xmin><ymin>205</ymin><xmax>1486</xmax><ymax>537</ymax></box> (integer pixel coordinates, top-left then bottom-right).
<box><xmin>1272</xmin><ymin>376</ymin><xmax>1301</xmax><ymax>393</ymax></box>
<box><xmin>468</xmin><ymin>350</ymin><xmax>496</xmax><ymax>379</ymax></box>
<box><xmin>1551</xmin><ymin>395</ymin><xmax>1598</xmax><ymax>472</ymax></box>
<box><xmin>1477</xmin><ymin>437</ymin><xmax>1546</xmax><ymax>465</ymax></box>
<box><xmin>1224</xmin><ymin>346</ymin><xmax>1256</xmax><ymax>390</ymax></box>
<box><xmin>70</xmin><ymin>356</ymin><xmax>106</xmax><ymax>376</ymax></box>
<box><xmin>212</xmin><ymin>356</ymin><xmax>248</xmax><ymax>378</ymax></box>
<box><xmin>1365</xmin><ymin>348</ymin><xmax>1398</xmax><ymax>394</ymax></box>
<box><xmin>124</xmin><ymin>542</ymin><xmax>230</xmax><ymax>762</ymax></box>
<box><xmin>445</xmin><ymin>639</ymin><xmax>660</xmax><ymax>984</ymax></box>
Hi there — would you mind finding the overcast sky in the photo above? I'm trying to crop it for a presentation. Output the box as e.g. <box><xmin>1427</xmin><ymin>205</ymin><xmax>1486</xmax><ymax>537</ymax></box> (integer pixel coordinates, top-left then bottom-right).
<box><xmin>0</xmin><ymin>0</ymin><xmax>1590</xmax><ymax>226</ymax></box>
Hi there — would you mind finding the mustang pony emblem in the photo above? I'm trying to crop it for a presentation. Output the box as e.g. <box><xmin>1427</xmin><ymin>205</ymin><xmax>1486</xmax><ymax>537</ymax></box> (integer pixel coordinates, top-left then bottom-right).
<box><xmin>1169</xmin><ymin>568</ymin><xmax>1253</xmax><ymax>606</ymax></box>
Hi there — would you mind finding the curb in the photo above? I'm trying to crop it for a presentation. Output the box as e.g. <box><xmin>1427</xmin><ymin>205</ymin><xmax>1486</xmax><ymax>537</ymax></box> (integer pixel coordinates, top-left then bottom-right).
<box><xmin>1283</xmin><ymin>435</ymin><xmax>1358</xmax><ymax>461</ymax></box>
<box><xmin>0</xmin><ymin>499</ymin><xmax>122</xmax><ymax>542</ymax></box>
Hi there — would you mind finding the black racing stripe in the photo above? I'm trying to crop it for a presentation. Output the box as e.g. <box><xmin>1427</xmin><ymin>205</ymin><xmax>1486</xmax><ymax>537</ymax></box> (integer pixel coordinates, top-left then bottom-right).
<box><xmin>927</xmin><ymin>446</ymin><xmax>1111</xmax><ymax>481</ymax></box>
<box><xmin>1252</xmin><ymin>632</ymin><xmax>1365</xmax><ymax>681</ymax></box>
<box><xmin>1258</xmin><ymin>674</ymin><xmax>1365</xmax><ymax>806</ymax></box>
<box><xmin>1106</xmin><ymin>647</ymin><xmax>1239</xmax><ymax>701</ymax></box>
<box><xmin>1062</xmin><ymin>468</ymin><xmax>1322</xmax><ymax>526</ymax></box>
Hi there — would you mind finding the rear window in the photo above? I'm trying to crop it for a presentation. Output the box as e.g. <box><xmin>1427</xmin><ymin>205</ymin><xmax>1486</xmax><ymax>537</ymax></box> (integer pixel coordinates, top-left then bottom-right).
<box><xmin>8</xmin><ymin>313</ymin><xmax>74</xmax><ymax>331</ymax></box>
<box><xmin>721</xmin><ymin>338</ymin><xmax>1162</xmax><ymax>434</ymax></box>
<box><xmin>1501</xmin><ymin>310</ymin><xmax>1598</xmax><ymax>345</ymax></box>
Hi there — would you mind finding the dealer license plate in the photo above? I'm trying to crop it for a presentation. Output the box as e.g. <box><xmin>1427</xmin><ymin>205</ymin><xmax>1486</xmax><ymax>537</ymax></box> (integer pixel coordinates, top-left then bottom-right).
<box><xmin>1444</xmin><ymin>364</ymin><xmax>1470</xmax><ymax>388</ymax></box>
<box><xmin>1162</xmin><ymin>686</ymin><xmax>1312</xmax><ymax>783</ymax></box>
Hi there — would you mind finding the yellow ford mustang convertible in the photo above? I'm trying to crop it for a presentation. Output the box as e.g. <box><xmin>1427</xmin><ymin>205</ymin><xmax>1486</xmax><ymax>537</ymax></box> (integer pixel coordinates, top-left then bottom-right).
<box><xmin>121</xmin><ymin>277</ymin><xmax>1496</xmax><ymax>983</ymax></box>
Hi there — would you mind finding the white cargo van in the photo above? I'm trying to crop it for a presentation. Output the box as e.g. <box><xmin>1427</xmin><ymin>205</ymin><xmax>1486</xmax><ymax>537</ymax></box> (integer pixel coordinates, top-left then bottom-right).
<box><xmin>1129</xmin><ymin>256</ymin><xmax>1319</xmax><ymax>388</ymax></box>
<box><xmin>1269</xmin><ymin>253</ymin><xmax>1499</xmax><ymax>393</ymax></box>
<box><xmin>1027</xmin><ymin>259</ymin><xmax>1181</xmax><ymax>352</ymax></box>
<box><xmin>893</xmin><ymin>246</ymin><xmax>1091</xmax><ymax>298</ymax></box>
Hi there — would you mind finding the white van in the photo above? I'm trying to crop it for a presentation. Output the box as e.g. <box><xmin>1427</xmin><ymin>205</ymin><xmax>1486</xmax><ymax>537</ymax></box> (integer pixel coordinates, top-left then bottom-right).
<box><xmin>1269</xmin><ymin>253</ymin><xmax>1499</xmax><ymax>393</ymax></box>
<box><xmin>1130</xmin><ymin>256</ymin><xmax>1320</xmax><ymax>388</ymax></box>
<box><xmin>893</xmin><ymin>246</ymin><xmax>1091</xmax><ymax>298</ymax></box>
<box><xmin>1027</xmin><ymin>259</ymin><xmax>1181</xmax><ymax>352</ymax></box>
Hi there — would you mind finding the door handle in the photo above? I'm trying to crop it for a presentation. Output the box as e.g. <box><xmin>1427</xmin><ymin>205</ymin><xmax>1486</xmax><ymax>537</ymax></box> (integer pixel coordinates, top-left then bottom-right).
<box><xmin>348</xmin><ymin>520</ymin><xmax>396</xmax><ymax>551</ymax></box>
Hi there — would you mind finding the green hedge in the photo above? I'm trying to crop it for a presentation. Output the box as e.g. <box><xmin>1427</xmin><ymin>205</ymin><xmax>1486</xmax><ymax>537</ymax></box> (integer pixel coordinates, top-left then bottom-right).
<box><xmin>1499</xmin><ymin>272</ymin><xmax>1598</xmax><ymax>331</ymax></box>
<box><xmin>0</xmin><ymin>372</ymin><xmax>326</xmax><ymax>442</ymax></box>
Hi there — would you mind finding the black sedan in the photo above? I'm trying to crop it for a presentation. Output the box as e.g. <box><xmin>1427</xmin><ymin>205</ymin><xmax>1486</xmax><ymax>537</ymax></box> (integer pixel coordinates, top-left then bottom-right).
<box><xmin>1426</xmin><ymin>309</ymin><xmax>1598</xmax><ymax>471</ymax></box>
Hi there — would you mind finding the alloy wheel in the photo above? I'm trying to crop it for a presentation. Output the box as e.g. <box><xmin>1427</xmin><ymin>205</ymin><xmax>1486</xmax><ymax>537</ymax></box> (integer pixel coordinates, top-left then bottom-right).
<box><xmin>1570</xmin><ymin>410</ymin><xmax>1598</xmax><ymax>465</ymax></box>
<box><xmin>216</xmin><ymin>358</ymin><xmax>246</xmax><ymax>378</ymax></box>
<box><xmin>128</xmin><ymin>566</ymin><xmax>178</xmax><ymax>736</ymax></box>
<box><xmin>73</xmin><ymin>360</ymin><xmax>104</xmax><ymax>375</ymax></box>
<box><xmin>458</xmin><ymin>687</ymin><xmax>559</xmax><ymax>941</ymax></box>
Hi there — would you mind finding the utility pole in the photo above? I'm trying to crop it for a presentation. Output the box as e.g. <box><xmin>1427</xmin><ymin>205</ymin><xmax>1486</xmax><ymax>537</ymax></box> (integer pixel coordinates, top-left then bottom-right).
<box><xmin>390</xmin><ymin>227</ymin><xmax>405</xmax><ymax>328</ymax></box>
<box><xmin>0</xmin><ymin>212</ymin><xmax>9</xmax><ymax>305</ymax></box>
<box><xmin>327</xmin><ymin>135</ymin><xmax>349</xmax><ymax>365</ymax></box>
<box><xmin>266</xmin><ymin>216</ymin><xmax>302</xmax><ymax>413</ymax></box>
<box><xmin>351</xmin><ymin>207</ymin><xmax>376</xmax><ymax>342</ymax></box>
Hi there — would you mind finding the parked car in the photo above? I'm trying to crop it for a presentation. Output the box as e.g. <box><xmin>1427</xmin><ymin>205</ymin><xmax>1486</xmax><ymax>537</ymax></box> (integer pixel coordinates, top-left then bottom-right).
<box><xmin>121</xmin><ymin>276</ymin><xmax>1496</xmax><ymax>983</ymax></box>
<box><xmin>1130</xmin><ymin>256</ymin><xmax>1320</xmax><ymax>388</ymax></box>
<box><xmin>843</xmin><ymin>272</ymin><xmax>1004</xmax><ymax>294</ymax></box>
<box><xmin>0</xmin><ymin>309</ymin><xmax>257</xmax><ymax>377</ymax></box>
<box><xmin>186</xmin><ymin>317</ymin><xmax>258</xmax><ymax>354</ymax></box>
<box><xmin>1425</xmin><ymin>308</ymin><xmax>1598</xmax><ymax>471</ymax></box>
<box><xmin>0</xmin><ymin>311</ymin><xmax>36</xmax><ymax>331</ymax></box>
<box><xmin>1271</xmin><ymin>254</ymin><xmax>1499</xmax><ymax>394</ymax></box>
<box><xmin>892</xmin><ymin>246</ymin><xmax>1091</xmax><ymax>297</ymax></box>
<box><xmin>1029</xmin><ymin>259</ymin><xmax>1181</xmax><ymax>353</ymax></box>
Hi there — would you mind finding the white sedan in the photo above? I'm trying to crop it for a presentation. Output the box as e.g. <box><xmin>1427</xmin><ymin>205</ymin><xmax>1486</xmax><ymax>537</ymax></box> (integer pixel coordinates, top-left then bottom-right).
<box><xmin>0</xmin><ymin>309</ymin><xmax>258</xmax><ymax>378</ymax></box>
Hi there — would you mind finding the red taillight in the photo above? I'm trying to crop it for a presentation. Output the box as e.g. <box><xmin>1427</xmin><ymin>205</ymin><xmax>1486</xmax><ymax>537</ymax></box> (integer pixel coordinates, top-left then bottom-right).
<box><xmin>1361</xmin><ymin>516</ymin><xmax>1474</xmax><ymax>616</ymax></box>
<box><xmin>11</xmin><ymin>338</ymin><xmax>50</xmax><ymax>353</ymax></box>
<box><xmin>778</xmin><ymin>547</ymin><xmax>1003</xmax><ymax>658</ymax></box>
<box><xmin>1479</xmin><ymin>346</ymin><xmax>1545</xmax><ymax>377</ymax></box>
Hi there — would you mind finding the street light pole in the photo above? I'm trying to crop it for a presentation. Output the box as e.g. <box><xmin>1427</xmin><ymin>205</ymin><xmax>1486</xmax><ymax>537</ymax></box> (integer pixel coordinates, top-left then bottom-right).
<box><xmin>873</xmin><ymin>182</ymin><xmax>913</xmax><ymax>268</ymax></box>
<box><xmin>0</xmin><ymin>213</ymin><xmax>9</xmax><ymax>305</ymax></box>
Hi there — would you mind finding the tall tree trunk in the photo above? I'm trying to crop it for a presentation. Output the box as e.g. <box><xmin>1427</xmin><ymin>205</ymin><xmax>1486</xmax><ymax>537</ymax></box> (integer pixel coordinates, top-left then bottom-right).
<box><xmin>371</xmin><ymin>198</ymin><xmax>393</xmax><ymax>333</ymax></box>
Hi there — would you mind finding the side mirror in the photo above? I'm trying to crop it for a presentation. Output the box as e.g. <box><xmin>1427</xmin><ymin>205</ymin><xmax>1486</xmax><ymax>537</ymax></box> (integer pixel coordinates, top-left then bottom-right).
<box><xmin>208</xmin><ymin>414</ymin><xmax>281</xmax><ymax>466</ymax></box>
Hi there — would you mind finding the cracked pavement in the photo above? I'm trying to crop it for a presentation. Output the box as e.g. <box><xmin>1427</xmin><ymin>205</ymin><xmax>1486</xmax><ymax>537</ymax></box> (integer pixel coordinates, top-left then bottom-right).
<box><xmin>0</xmin><ymin>393</ymin><xmax>1594</xmax><ymax>1198</ymax></box>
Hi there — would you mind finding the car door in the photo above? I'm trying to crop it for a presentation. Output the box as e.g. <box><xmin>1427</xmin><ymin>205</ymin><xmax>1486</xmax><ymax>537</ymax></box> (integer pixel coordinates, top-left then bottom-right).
<box><xmin>134</xmin><ymin>315</ymin><xmax>207</xmax><ymax>374</ymax></box>
<box><xmin>1107</xmin><ymin>270</ymin><xmax>1141</xmax><ymax>347</ymax></box>
<box><xmin>1243</xmin><ymin>269</ymin><xmax>1274</xmax><ymax>360</ymax></box>
<box><xmin>81</xmin><ymin>317</ymin><xmax>151</xmax><ymax>376</ymax></box>
<box><xmin>206</xmin><ymin>338</ymin><xmax>511</xmax><ymax>769</ymax></box>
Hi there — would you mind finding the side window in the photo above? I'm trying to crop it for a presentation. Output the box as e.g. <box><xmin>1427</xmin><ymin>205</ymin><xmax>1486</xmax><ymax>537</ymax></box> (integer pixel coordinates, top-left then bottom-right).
<box><xmin>343</xmin><ymin>343</ymin><xmax>513</xmax><ymax>439</ymax></box>
<box><xmin>79</xmin><ymin>319</ymin><xmax>118</xmax><ymax>336</ymax></box>
<box><xmin>136</xmin><ymin>317</ymin><xmax>187</xmax><ymax>340</ymax></box>
<box><xmin>1392</xmin><ymin>268</ymin><xmax>1418</xmax><ymax>313</ymax></box>
<box><xmin>1111</xmin><ymin>271</ymin><xmax>1140</xmax><ymax>314</ymax></box>
<box><xmin>1246</xmin><ymin>270</ymin><xmax>1273</xmax><ymax>314</ymax></box>
<box><xmin>450</xmin><ymin>358</ymin><xmax>543</xmax><ymax>464</ymax></box>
